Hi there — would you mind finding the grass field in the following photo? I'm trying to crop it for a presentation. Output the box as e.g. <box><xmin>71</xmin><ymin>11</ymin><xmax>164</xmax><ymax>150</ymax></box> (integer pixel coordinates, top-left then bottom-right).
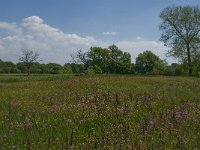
<box><xmin>0</xmin><ymin>74</ymin><xmax>200</xmax><ymax>149</ymax></box>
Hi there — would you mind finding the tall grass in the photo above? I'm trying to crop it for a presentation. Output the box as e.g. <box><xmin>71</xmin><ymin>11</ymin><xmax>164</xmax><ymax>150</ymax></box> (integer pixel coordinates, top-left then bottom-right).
<box><xmin>0</xmin><ymin>75</ymin><xmax>200</xmax><ymax>149</ymax></box>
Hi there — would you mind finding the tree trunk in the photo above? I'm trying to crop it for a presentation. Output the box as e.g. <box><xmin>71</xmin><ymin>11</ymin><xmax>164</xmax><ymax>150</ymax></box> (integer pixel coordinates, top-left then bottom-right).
<box><xmin>187</xmin><ymin>44</ymin><xmax>192</xmax><ymax>76</ymax></box>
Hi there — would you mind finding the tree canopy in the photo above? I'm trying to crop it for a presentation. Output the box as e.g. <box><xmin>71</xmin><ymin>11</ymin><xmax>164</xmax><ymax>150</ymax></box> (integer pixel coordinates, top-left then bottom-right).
<box><xmin>159</xmin><ymin>5</ymin><xmax>200</xmax><ymax>76</ymax></box>
<box><xmin>73</xmin><ymin>45</ymin><xmax>133</xmax><ymax>74</ymax></box>
<box><xmin>135</xmin><ymin>50</ymin><xmax>166</xmax><ymax>75</ymax></box>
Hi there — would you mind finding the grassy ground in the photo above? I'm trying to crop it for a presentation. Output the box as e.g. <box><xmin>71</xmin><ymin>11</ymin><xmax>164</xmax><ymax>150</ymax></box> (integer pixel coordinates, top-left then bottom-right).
<box><xmin>0</xmin><ymin>74</ymin><xmax>75</xmax><ymax>83</ymax></box>
<box><xmin>0</xmin><ymin>75</ymin><xmax>200</xmax><ymax>149</ymax></box>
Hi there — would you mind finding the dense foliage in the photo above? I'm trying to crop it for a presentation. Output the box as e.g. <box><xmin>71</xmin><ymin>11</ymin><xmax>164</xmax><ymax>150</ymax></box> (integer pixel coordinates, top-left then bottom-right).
<box><xmin>135</xmin><ymin>50</ymin><xmax>166</xmax><ymax>75</ymax></box>
<box><xmin>72</xmin><ymin>45</ymin><xmax>134</xmax><ymax>74</ymax></box>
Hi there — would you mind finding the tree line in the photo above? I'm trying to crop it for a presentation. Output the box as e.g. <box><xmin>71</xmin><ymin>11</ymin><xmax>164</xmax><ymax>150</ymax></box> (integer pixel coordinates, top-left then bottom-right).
<box><xmin>1</xmin><ymin>44</ymin><xmax>200</xmax><ymax>76</ymax></box>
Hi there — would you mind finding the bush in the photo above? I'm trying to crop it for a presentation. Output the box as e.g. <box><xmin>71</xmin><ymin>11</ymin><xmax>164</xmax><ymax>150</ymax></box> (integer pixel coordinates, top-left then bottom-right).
<box><xmin>198</xmin><ymin>72</ymin><xmax>200</xmax><ymax>78</ymax></box>
<box><xmin>175</xmin><ymin>66</ymin><xmax>183</xmax><ymax>76</ymax></box>
<box><xmin>85</xmin><ymin>67</ymin><xmax>95</xmax><ymax>76</ymax></box>
<box><xmin>63</xmin><ymin>64</ymin><xmax>73</xmax><ymax>74</ymax></box>
<box><xmin>50</xmin><ymin>69</ymin><xmax>63</xmax><ymax>74</ymax></box>
<box><xmin>10</xmin><ymin>67</ymin><xmax>21</xmax><ymax>73</ymax></box>
<box><xmin>93</xmin><ymin>65</ymin><xmax>102</xmax><ymax>74</ymax></box>
<box><xmin>163</xmin><ymin>67</ymin><xmax>175</xmax><ymax>76</ymax></box>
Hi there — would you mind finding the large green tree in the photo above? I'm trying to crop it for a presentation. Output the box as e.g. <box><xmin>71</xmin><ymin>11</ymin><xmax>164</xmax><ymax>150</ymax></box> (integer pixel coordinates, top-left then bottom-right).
<box><xmin>135</xmin><ymin>50</ymin><xmax>166</xmax><ymax>75</ymax></box>
<box><xmin>159</xmin><ymin>5</ymin><xmax>200</xmax><ymax>76</ymax></box>
<box><xmin>108</xmin><ymin>44</ymin><xmax>124</xmax><ymax>73</ymax></box>
<box><xmin>72</xmin><ymin>45</ymin><xmax>132</xmax><ymax>74</ymax></box>
<box><xmin>88</xmin><ymin>47</ymin><xmax>110</xmax><ymax>73</ymax></box>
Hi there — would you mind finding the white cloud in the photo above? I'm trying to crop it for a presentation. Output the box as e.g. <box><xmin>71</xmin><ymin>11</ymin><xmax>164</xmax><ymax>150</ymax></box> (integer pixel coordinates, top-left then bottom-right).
<box><xmin>103</xmin><ymin>32</ymin><xmax>118</xmax><ymax>35</ymax></box>
<box><xmin>116</xmin><ymin>40</ymin><xmax>176</xmax><ymax>64</ymax></box>
<box><xmin>0</xmin><ymin>16</ymin><xmax>97</xmax><ymax>64</ymax></box>
<box><xmin>22</xmin><ymin>16</ymin><xmax>44</xmax><ymax>24</ymax></box>
<box><xmin>0</xmin><ymin>22</ymin><xmax>21</xmax><ymax>33</ymax></box>
<box><xmin>0</xmin><ymin>16</ymin><xmax>176</xmax><ymax>65</ymax></box>
<box><xmin>136</xmin><ymin>36</ymin><xmax>142</xmax><ymax>40</ymax></box>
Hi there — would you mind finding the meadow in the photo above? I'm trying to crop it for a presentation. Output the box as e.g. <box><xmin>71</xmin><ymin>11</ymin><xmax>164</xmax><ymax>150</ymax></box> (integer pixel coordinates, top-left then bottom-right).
<box><xmin>0</xmin><ymin>74</ymin><xmax>200</xmax><ymax>149</ymax></box>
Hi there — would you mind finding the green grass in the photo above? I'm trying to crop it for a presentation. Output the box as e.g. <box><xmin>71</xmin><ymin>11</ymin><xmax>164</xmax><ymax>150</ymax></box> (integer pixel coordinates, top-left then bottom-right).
<box><xmin>0</xmin><ymin>74</ymin><xmax>75</xmax><ymax>83</ymax></box>
<box><xmin>0</xmin><ymin>75</ymin><xmax>200</xmax><ymax>149</ymax></box>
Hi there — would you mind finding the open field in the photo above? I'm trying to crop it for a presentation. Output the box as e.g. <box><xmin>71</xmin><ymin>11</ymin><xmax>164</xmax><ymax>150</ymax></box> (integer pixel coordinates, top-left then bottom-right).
<box><xmin>0</xmin><ymin>75</ymin><xmax>200</xmax><ymax>149</ymax></box>
<box><xmin>0</xmin><ymin>74</ymin><xmax>75</xmax><ymax>83</ymax></box>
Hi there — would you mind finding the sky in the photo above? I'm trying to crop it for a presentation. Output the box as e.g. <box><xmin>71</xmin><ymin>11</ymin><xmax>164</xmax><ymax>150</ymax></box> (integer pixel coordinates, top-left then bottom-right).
<box><xmin>0</xmin><ymin>0</ymin><xmax>199</xmax><ymax>65</ymax></box>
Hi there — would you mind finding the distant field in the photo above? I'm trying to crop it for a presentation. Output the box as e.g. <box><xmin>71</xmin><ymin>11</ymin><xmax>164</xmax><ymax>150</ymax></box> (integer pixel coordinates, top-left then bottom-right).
<box><xmin>0</xmin><ymin>75</ymin><xmax>200</xmax><ymax>149</ymax></box>
<box><xmin>0</xmin><ymin>74</ymin><xmax>76</xmax><ymax>83</ymax></box>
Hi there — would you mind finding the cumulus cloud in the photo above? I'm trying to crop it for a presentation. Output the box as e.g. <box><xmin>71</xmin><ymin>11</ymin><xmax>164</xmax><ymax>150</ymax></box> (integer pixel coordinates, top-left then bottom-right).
<box><xmin>103</xmin><ymin>32</ymin><xmax>118</xmax><ymax>35</ymax></box>
<box><xmin>0</xmin><ymin>16</ymin><xmax>176</xmax><ymax>64</ymax></box>
<box><xmin>0</xmin><ymin>16</ymin><xmax>97</xmax><ymax>64</ymax></box>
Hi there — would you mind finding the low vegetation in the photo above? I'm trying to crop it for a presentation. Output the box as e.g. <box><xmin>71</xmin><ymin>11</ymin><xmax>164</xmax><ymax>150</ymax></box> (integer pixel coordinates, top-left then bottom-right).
<box><xmin>0</xmin><ymin>75</ymin><xmax>200</xmax><ymax>149</ymax></box>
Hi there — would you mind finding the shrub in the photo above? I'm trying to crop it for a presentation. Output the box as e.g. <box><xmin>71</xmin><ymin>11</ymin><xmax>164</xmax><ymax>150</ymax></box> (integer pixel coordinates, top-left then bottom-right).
<box><xmin>63</xmin><ymin>64</ymin><xmax>73</xmax><ymax>74</ymax></box>
<box><xmin>198</xmin><ymin>72</ymin><xmax>200</xmax><ymax>78</ymax></box>
<box><xmin>163</xmin><ymin>67</ymin><xmax>175</xmax><ymax>76</ymax></box>
<box><xmin>93</xmin><ymin>65</ymin><xmax>102</xmax><ymax>74</ymax></box>
<box><xmin>85</xmin><ymin>66</ymin><xmax>95</xmax><ymax>76</ymax></box>
<box><xmin>175</xmin><ymin>66</ymin><xmax>183</xmax><ymax>76</ymax></box>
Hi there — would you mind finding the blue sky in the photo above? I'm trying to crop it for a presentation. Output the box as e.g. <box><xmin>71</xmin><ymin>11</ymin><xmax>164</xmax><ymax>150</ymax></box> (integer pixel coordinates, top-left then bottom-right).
<box><xmin>0</xmin><ymin>0</ymin><xmax>199</xmax><ymax>64</ymax></box>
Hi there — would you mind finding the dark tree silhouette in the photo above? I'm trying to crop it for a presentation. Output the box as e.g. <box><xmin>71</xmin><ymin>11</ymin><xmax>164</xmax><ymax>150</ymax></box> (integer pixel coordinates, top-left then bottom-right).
<box><xmin>19</xmin><ymin>49</ymin><xmax>40</xmax><ymax>75</ymax></box>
